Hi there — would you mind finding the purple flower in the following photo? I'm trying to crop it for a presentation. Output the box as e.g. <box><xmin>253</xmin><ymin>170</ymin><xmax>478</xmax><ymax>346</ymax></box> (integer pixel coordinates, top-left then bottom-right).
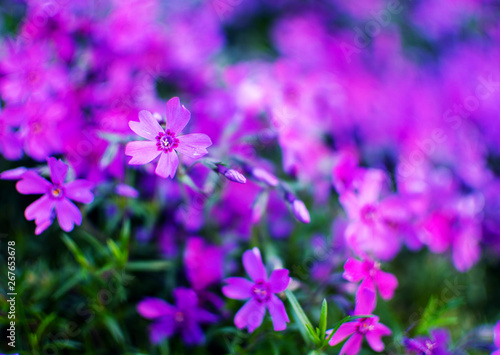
<box><xmin>184</xmin><ymin>237</ymin><xmax>224</xmax><ymax>290</ymax></box>
<box><xmin>403</xmin><ymin>329</ymin><xmax>452</xmax><ymax>355</ymax></box>
<box><xmin>125</xmin><ymin>97</ymin><xmax>212</xmax><ymax>178</ymax></box>
<box><xmin>137</xmin><ymin>288</ymin><xmax>217</xmax><ymax>345</ymax></box>
<box><xmin>15</xmin><ymin>157</ymin><xmax>94</xmax><ymax>234</ymax></box>
<box><xmin>343</xmin><ymin>257</ymin><xmax>398</xmax><ymax>300</ymax></box>
<box><xmin>222</xmin><ymin>247</ymin><xmax>291</xmax><ymax>332</ymax></box>
<box><xmin>328</xmin><ymin>289</ymin><xmax>392</xmax><ymax>355</ymax></box>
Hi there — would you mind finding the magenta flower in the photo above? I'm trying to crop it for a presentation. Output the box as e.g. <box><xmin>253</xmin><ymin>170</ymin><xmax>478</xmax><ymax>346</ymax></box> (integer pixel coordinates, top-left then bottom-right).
<box><xmin>403</xmin><ymin>329</ymin><xmax>452</xmax><ymax>355</ymax></box>
<box><xmin>493</xmin><ymin>320</ymin><xmax>500</xmax><ymax>355</ymax></box>
<box><xmin>15</xmin><ymin>157</ymin><xmax>94</xmax><ymax>234</ymax></box>
<box><xmin>137</xmin><ymin>288</ymin><xmax>217</xmax><ymax>345</ymax></box>
<box><xmin>328</xmin><ymin>289</ymin><xmax>392</xmax><ymax>355</ymax></box>
<box><xmin>222</xmin><ymin>247</ymin><xmax>291</xmax><ymax>332</ymax></box>
<box><xmin>125</xmin><ymin>97</ymin><xmax>212</xmax><ymax>178</ymax></box>
<box><xmin>343</xmin><ymin>257</ymin><xmax>398</xmax><ymax>300</ymax></box>
<box><xmin>184</xmin><ymin>237</ymin><xmax>224</xmax><ymax>291</ymax></box>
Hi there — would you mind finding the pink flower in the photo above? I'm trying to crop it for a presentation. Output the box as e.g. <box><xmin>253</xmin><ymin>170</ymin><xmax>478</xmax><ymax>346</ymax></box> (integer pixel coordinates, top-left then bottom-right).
<box><xmin>328</xmin><ymin>289</ymin><xmax>392</xmax><ymax>355</ymax></box>
<box><xmin>222</xmin><ymin>247</ymin><xmax>291</xmax><ymax>332</ymax></box>
<box><xmin>125</xmin><ymin>97</ymin><xmax>212</xmax><ymax>178</ymax></box>
<box><xmin>343</xmin><ymin>257</ymin><xmax>398</xmax><ymax>300</ymax></box>
<box><xmin>15</xmin><ymin>157</ymin><xmax>94</xmax><ymax>234</ymax></box>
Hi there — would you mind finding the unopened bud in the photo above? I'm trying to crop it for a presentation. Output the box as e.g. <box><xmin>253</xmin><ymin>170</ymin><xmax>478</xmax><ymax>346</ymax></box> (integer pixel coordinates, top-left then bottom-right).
<box><xmin>290</xmin><ymin>198</ymin><xmax>310</xmax><ymax>224</ymax></box>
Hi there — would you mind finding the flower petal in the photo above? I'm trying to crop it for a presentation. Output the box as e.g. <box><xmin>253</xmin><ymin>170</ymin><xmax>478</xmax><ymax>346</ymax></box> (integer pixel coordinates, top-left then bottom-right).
<box><xmin>234</xmin><ymin>298</ymin><xmax>266</xmax><ymax>333</ymax></box>
<box><xmin>35</xmin><ymin>218</ymin><xmax>53</xmax><ymax>235</ymax></box>
<box><xmin>267</xmin><ymin>295</ymin><xmax>289</xmax><ymax>331</ymax></box>
<box><xmin>16</xmin><ymin>171</ymin><xmax>51</xmax><ymax>195</ymax></box>
<box><xmin>25</xmin><ymin>195</ymin><xmax>55</xmax><ymax>221</ymax></box>
<box><xmin>366</xmin><ymin>323</ymin><xmax>391</xmax><ymax>352</ymax></box>
<box><xmin>137</xmin><ymin>298</ymin><xmax>176</xmax><ymax>319</ymax></box>
<box><xmin>375</xmin><ymin>270</ymin><xmax>398</xmax><ymax>300</ymax></box>
<box><xmin>55</xmin><ymin>198</ymin><xmax>82</xmax><ymax>232</ymax></box>
<box><xmin>64</xmin><ymin>180</ymin><xmax>94</xmax><ymax>204</ymax></box>
<box><xmin>166</xmin><ymin>97</ymin><xmax>190</xmax><ymax>134</ymax></box>
<box><xmin>328</xmin><ymin>322</ymin><xmax>359</xmax><ymax>346</ymax></box>
<box><xmin>125</xmin><ymin>141</ymin><xmax>161</xmax><ymax>165</ymax></box>
<box><xmin>176</xmin><ymin>133</ymin><xmax>212</xmax><ymax>159</ymax></box>
<box><xmin>222</xmin><ymin>277</ymin><xmax>254</xmax><ymax>300</ymax></box>
<box><xmin>174</xmin><ymin>288</ymin><xmax>198</xmax><ymax>312</ymax></box>
<box><xmin>47</xmin><ymin>157</ymin><xmax>68</xmax><ymax>185</ymax></box>
<box><xmin>243</xmin><ymin>247</ymin><xmax>267</xmax><ymax>282</ymax></box>
<box><xmin>343</xmin><ymin>258</ymin><xmax>365</xmax><ymax>283</ymax></box>
<box><xmin>268</xmin><ymin>269</ymin><xmax>290</xmax><ymax>293</ymax></box>
<box><xmin>494</xmin><ymin>321</ymin><xmax>500</xmax><ymax>348</ymax></box>
<box><xmin>340</xmin><ymin>333</ymin><xmax>363</xmax><ymax>355</ymax></box>
<box><xmin>155</xmin><ymin>151</ymin><xmax>179</xmax><ymax>178</ymax></box>
<box><xmin>354</xmin><ymin>288</ymin><xmax>376</xmax><ymax>315</ymax></box>
<box><xmin>181</xmin><ymin>319</ymin><xmax>204</xmax><ymax>345</ymax></box>
<box><xmin>149</xmin><ymin>319</ymin><xmax>175</xmax><ymax>344</ymax></box>
<box><xmin>129</xmin><ymin>110</ymin><xmax>163</xmax><ymax>141</ymax></box>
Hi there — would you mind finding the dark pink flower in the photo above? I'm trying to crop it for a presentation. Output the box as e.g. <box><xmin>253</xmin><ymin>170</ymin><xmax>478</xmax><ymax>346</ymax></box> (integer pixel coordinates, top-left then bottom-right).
<box><xmin>328</xmin><ymin>289</ymin><xmax>391</xmax><ymax>355</ymax></box>
<box><xmin>15</xmin><ymin>157</ymin><xmax>94</xmax><ymax>234</ymax></box>
<box><xmin>184</xmin><ymin>237</ymin><xmax>224</xmax><ymax>291</ymax></box>
<box><xmin>222</xmin><ymin>247</ymin><xmax>290</xmax><ymax>332</ymax></box>
<box><xmin>343</xmin><ymin>257</ymin><xmax>398</xmax><ymax>300</ymax></box>
<box><xmin>125</xmin><ymin>97</ymin><xmax>212</xmax><ymax>178</ymax></box>
<box><xmin>137</xmin><ymin>288</ymin><xmax>217</xmax><ymax>345</ymax></box>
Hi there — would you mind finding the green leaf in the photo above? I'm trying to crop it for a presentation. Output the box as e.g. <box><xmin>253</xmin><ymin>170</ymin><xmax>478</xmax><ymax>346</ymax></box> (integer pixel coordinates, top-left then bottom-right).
<box><xmin>36</xmin><ymin>313</ymin><xmax>57</xmax><ymax>340</ymax></box>
<box><xmin>319</xmin><ymin>299</ymin><xmax>328</xmax><ymax>340</ymax></box>
<box><xmin>61</xmin><ymin>233</ymin><xmax>90</xmax><ymax>269</ymax></box>
<box><xmin>103</xmin><ymin>314</ymin><xmax>125</xmax><ymax>343</ymax></box>
<box><xmin>285</xmin><ymin>289</ymin><xmax>319</xmax><ymax>346</ymax></box>
<box><xmin>125</xmin><ymin>260</ymin><xmax>172</xmax><ymax>271</ymax></box>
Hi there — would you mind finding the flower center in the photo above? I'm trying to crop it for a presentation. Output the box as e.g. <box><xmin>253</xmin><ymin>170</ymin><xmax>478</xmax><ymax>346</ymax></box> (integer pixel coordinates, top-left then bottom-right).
<box><xmin>156</xmin><ymin>130</ymin><xmax>179</xmax><ymax>153</ymax></box>
<box><xmin>357</xmin><ymin>318</ymin><xmax>375</xmax><ymax>334</ymax></box>
<box><xmin>174</xmin><ymin>311</ymin><xmax>185</xmax><ymax>323</ymax></box>
<box><xmin>252</xmin><ymin>281</ymin><xmax>271</xmax><ymax>303</ymax></box>
<box><xmin>50</xmin><ymin>185</ymin><xmax>64</xmax><ymax>199</ymax></box>
<box><xmin>360</xmin><ymin>204</ymin><xmax>378</xmax><ymax>224</ymax></box>
<box><xmin>424</xmin><ymin>341</ymin><xmax>436</xmax><ymax>354</ymax></box>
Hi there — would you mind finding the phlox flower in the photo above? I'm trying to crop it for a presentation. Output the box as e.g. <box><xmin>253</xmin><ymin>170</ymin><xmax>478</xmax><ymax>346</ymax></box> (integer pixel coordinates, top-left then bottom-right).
<box><xmin>184</xmin><ymin>237</ymin><xmax>224</xmax><ymax>291</ymax></box>
<box><xmin>125</xmin><ymin>97</ymin><xmax>212</xmax><ymax>178</ymax></box>
<box><xmin>493</xmin><ymin>320</ymin><xmax>500</xmax><ymax>355</ymax></box>
<box><xmin>15</xmin><ymin>157</ymin><xmax>94</xmax><ymax>234</ymax></box>
<box><xmin>137</xmin><ymin>288</ymin><xmax>217</xmax><ymax>345</ymax></box>
<box><xmin>403</xmin><ymin>329</ymin><xmax>452</xmax><ymax>355</ymax></box>
<box><xmin>343</xmin><ymin>257</ymin><xmax>398</xmax><ymax>300</ymax></box>
<box><xmin>340</xmin><ymin>169</ymin><xmax>407</xmax><ymax>260</ymax></box>
<box><xmin>328</xmin><ymin>289</ymin><xmax>391</xmax><ymax>355</ymax></box>
<box><xmin>222</xmin><ymin>247</ymin><xmax>290</xmax><ymax>332</ymax></box>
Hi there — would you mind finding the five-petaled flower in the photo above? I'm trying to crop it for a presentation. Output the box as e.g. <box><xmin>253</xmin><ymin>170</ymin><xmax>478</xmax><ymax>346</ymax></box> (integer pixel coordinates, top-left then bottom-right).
<box><xmin>137</xmin><ymin>288</ymin><xmax>217</xmax><ymax>345</ymax></box>
<box><xmin>15</xmin><ymin>157</ymin><xmax>94</xmax><ymax>234</ymax></box>
<box><xmin>222</xmin><ymin>247</ymin><xmax>291</xmax><ymax>332</ymax></box>
<box><xmin>343</xmin><ymin>257</ymin><xmax>398</xmax><ymax>300</ymax></box>
<box><xmin>328</xmin><ymin>288</ymin><xmax>392</xmax><ymax>355</ymax></box>
<box><xmin>403</xmin><ymin>328</ymin><xmax>452</xmax><ymax>355</ymax></box>
<box><xmin>125</xmin><ymin>97</ymin><xmax>212</xmax><ymax>178</ymax></box>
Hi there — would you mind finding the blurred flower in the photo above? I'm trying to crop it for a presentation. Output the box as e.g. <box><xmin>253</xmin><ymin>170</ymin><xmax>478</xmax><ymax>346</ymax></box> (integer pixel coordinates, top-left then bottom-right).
<box><xmin>222</xmin><ymin>247</ymin><xmax>290</xmax><ymax>332</ymax></box>
<box><xmin>115</xmin><ymin>183</ymin><xmax>139</xmax><ymax>198</ymax></box>
<box><xmin>125</xmin><ymin>97</ymin><xmax>212</xmax><ymax>178</ymax></box>
<box><xmin>343</xmin><ymin>257</ymin><xmax>398</xmax><ymax>300</ymax></box>
<box><xmin>328</xmin><ymin>289</ymin><xmax>391</xmax><ymax>354</ymax></box>
<box><xmin>403</xmin><ymin>329</ymin><xmax>452</xmax><ymax>355</ymax></box>
<box><xmin>15</xmin><ymin>157</ymin><xmax>94</xmax><ymax>234</ymax></box>
<box><xmin>493</xmin><ymin>320</ymin><xmax>500</xmax><ymax>355</ymax></box>
<box><xmin>137</xmin><ymin>288</ymin><xmax>217</xmax><ymax>345</ymax></box>
<box><xmin>184</xmin><ymin>237</ymin><xmax>224</xmax><ymax>290</ymax></box>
